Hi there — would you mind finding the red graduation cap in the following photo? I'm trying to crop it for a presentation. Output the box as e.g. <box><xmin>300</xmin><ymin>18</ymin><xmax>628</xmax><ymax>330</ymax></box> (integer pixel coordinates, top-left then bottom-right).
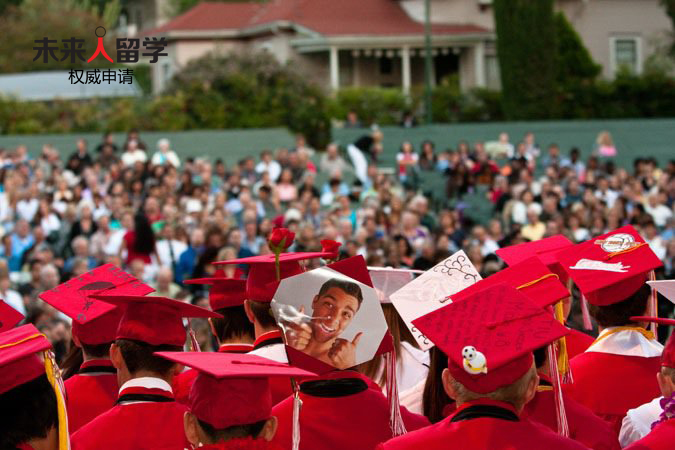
<box><xmin>213</xmin><ymin>252</ymin><xmax>332</xmax><ymax>303</ymax></box>
<box><xmin>557</xmin><ymin>225</ymin><xmax>662</xmax><ymax>306</ymax></box>
<box><xmin>450</xmin><ymin>257</ymin><xmax>569</xmax><ymax>309</ymax></box>
<box><xmin>155</xmin><ymin>352</ymin><xmax>314</xmax><ymax>429</ymax></box>
<box><xmin>413</xmin><ymin>283</ymin><xmax>569</xmax><ymax>394</ymax></box>
<box><xmin>631</xmin><ymin>316</ymin><xmax>675</xmax><ymax>368</ymax></box>
<box><xmin>184</xmin><ymin>271</ymin><xmax>247</xmax><ymax>311</ymax></box>
<box><xmin>39</xmin><ymin>264</ymin><xmax>155</xmax><ymax>345</ymax></box>
<box><xmin>93</xmin><ymin>294</ymin><xmax>221</xmax><ymax>346</ymax></box>
<box><xmin>0</xmin><ymin>300</ymin><xmax>24</xmax><ymax>333</ymax></box>
<box><xmin>0</xmin><ymin>324</ymin><xmax>52</xmax><ymax>394</ymax></box>
<box><xmin>496</xmin><ymin>235</ymin><xmax>573</xmax><ymax>283</ymax></box>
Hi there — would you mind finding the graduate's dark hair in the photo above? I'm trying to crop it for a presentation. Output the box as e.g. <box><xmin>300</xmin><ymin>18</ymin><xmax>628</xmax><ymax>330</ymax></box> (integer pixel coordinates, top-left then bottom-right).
<box><xmin>589</xmin><ymin>284</ymin><xmax>650</xmax><ymax>328</ymax></box>
<box><xmin>61</xmin><ymin>341</ymin><xmax>113</xmax><ymax>380</ymax></box>
<box><xmin>198</xmin><ymin>418</ymin><xmax>266</xmax><ymax>442</ymax></box>
<box><xmin>422</xmin><ymin>346</ymin><xmax>453</xmax><ymax>424</ymax></box>
<box><xmin>248</xmin><ymin>300</ymin><xmax>278</xmax><ymax>330</ymax></box>
<box><xmin>0</xmin><ymin>374</ymin><xmax>57</xmax><ymax>449</ymax></box>
<box><xmin>533</xmin><ymin>346</ymin><xmax>548</xmax><ymax>369</ymax></box>
<box><xmin>211</xmin><ymin>305</ymin><xmax>254</xmax><ymax>342</ymax></box>
<box><xmin>317</xmin><ymin>278</ymin><xmax>363</xmax><ymax>307</ymax></box>
<box><xmin>116</xmin><ymin>339</ymin><xmax>182</xmax><ymax>376</ymax></box>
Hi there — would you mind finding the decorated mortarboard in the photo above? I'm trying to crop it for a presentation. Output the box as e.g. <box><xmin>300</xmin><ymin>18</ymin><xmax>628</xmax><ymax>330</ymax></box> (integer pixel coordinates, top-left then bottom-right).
<box><xmin>448</xmin><ymin>257</ymin><xmax>568</xmax><ymax>309</ymax></box>
<box><xmin>557</xmin><ymin>225</ymin><xmax>662</xmax><ymax>306</ymax></box>
<box><xmin>496</xmin><ymin>235</ymin><xmax>574</xmax><ymax>283</ymax></box>
<box><xmin>368</xmin><ymin>267</ymin><xmax>423</xmax><ymax>304</ymax></box>
<box><xmin>271</xmin><ymin>254</ymin><xmax>406</xmax><ymax>435</ymax></box>
<box><xmin>184</xmin><ymin>270</ymin><xmax>247</xmax><ymax>311</ymax></box>
<box><xmin>39</xmin><ymin>264</ymin><xmax>154</xmax><ymax>345</ymax></box>
<box><xmin>389</xmin><ymin>250</ymin><xmax>482</xmax><ymax>350</ymax></box>
<box><xmin>630</xmin><ymin>316</ymin><xmax>675</xmax><ymax>368</ymax></box>
<box><xmin>0</xmin><ymin>324</ymin><xmax>69</xmax><ymax>448</ymax></box>
<box><xmin>155</xmin><ymin>352</ymin><xmax>314</xmax><ymax>429</ymax></box>
<box><xmin>0</xmin><ymin>300</ymin><xmax>24</xmax><ymax>333</ymax></box>
<box><xmin>92</xmin><ymin>294</ymin><xmax>221</xmax><ymax>347</ymax></box>
<box><xmin>271</xmin><ymin>259</ymin><xmax>387</xmax><ymax>372</ymax></box>
<box><xmin>413</xmin><ymin>283</ymin><xmax>569</xmax><ymax>394</ymax></box>
<box><xmin>448</xmin><ymin>258</ymin><xmax>573</xmax><ymax>434</ymax></box>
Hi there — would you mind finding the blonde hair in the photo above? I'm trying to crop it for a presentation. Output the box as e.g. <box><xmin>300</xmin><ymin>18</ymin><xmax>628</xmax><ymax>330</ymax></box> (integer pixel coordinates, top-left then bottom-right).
<box><xmin>450</xmin><ymin>364</ymin><xmax>537</xmax><ymax>412</ymax></box>
<box><xmin>596</xmin><ymin>131</ymin><xmax>613</xmax><ymax>147</ymax></box>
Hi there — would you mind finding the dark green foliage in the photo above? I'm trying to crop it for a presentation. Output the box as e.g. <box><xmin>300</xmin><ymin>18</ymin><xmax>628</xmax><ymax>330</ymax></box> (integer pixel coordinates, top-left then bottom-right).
<box><xmin>167</xmin><ymin>52</ymin><xmax>332</xmax><ymax>148</ymax></box>
<box><xmin>554</xmin><ymin>12</ymin><xmax>601</xmax><ymax>85</ymax></box>
<box><xmin>330</xmin><ymin>87</ymin><xmax>410</xmax><ymax>126</ymax></box>
<box><xmin>492</xmin><ymin>0</ymin><xmax>557</xmax><ymax>120</ymax></box>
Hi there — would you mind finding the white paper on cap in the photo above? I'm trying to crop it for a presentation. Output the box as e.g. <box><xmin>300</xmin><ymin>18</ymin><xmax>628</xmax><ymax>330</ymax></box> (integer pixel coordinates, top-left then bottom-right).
<box><xmin>390</xmin><ymin>250</ymin><xmax>482</xmax><ymax>350</ymax></box>
<box><xmin>647</xmin><ymin>280</ymin><xmax>675</xmax><ymax>304</ymax></box>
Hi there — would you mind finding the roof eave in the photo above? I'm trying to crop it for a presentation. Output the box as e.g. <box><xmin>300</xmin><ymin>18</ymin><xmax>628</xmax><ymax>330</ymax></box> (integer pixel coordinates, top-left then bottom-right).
<box><xmin>152</xmin><ymin>21</ymin><xmax>322</xmax><ymax>41</ymax></box>
<box><xmin>291</xmin><ymin>31</ymin><xmax>494</xmax><ymax>52</ymax></box>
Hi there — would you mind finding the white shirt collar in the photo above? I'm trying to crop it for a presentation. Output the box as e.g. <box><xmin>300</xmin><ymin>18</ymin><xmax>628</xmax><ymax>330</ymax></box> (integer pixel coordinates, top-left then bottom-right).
<box><xmin>119</xmin><ymin>376</ymin><xmax>173</xmax><ymax>395</ymax></box>
<box><xmin>586</xmin><ymin>327</ymin><xmax>663</xmax><ymax>357</ymax></box>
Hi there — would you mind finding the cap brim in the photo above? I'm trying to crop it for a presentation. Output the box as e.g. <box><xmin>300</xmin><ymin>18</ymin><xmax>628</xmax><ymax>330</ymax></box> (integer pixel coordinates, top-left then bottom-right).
<box><xmin>0</xmin><ymin>301</ymin><xmax>24</xmax><ymax>333</ymax></box>
<box><xmin>213</xmin><ymin>252</ymin><xmax>333</xmax><ymax>266</ymax></box>
<box><xmin>630</xmin><ymin>316</ymin><xmax>675</xmax><ymax>326</ymax></box>
<box><xmin>496</xmin><ymin>235</ymin><xmax>573</xmax><ymax>266</ymax></box>
<box><xmin>155</xmin><ymin>351</ymin><xmax>316</xmax><ymax>379</ymax></box>
<box><xmin>184</xmin><ymin>278</ymin><xmax>246</xmax><ymax>288</ymax></box>
<box><xmin>92</xmin><ymin>294</ymin><xmax>222</xmax><ymax>319</ymax></box>
<box><xmin>0</xmin><ymin>324</ymin><xmax>51</xmax><ymax>366</ymax></box>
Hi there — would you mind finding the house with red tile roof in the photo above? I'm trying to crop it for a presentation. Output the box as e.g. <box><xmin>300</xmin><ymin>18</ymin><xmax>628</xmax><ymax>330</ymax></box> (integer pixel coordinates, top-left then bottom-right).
<box><xmin>136</xmin><ymin>0</ymin><xmax>671</xmax><ymax>95</ymax></box>
<box><xmin>140</xmin><ymin>0</ymin><xmax>492</xmax><ymax>94</ymax></box>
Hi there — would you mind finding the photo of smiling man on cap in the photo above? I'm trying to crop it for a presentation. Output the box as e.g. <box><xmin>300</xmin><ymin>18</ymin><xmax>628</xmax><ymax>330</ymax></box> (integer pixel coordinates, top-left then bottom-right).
<box><xmin>284</xmin><ymin>277</ymin><xmax>364</xmax><ymax>369</ymax></box>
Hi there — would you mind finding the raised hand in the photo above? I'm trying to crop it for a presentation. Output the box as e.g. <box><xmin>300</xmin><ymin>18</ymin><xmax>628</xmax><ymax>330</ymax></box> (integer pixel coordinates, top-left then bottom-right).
<box><xmin>327</xmin><ymin>332</ymin><xmax>363</xmax><ymax>369</ymax></box>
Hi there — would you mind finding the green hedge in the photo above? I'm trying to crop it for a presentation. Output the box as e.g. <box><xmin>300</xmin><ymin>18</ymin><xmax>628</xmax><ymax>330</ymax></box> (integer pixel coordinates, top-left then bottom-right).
<box><xmin>1</xmin><ymin>72</ymin><xmax>673</xmax><ymax>137</ymax></box>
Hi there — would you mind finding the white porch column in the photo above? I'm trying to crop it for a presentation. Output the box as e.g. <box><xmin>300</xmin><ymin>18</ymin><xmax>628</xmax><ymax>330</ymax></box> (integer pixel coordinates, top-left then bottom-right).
<box><xmin>329</xmin><ymin>46</ymin><xmax>340</xmax><ymax>91</ymax></box>
<box><xmin>401</xmin><ymin>45</ymin><xmax>411</xmax><ymax>96</ymax></box>
<box><xmin>474</xmin><ymin>41</ymin><xmax>486</xmax><ymax>88</ymax></box>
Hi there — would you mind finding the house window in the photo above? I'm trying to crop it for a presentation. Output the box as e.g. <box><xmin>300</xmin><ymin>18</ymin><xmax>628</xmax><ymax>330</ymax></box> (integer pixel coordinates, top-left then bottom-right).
<box><xmin>611</xmin><ymin>36</ymin><xmax>641</xmax><ymax>75</ymax></box>
<box><xmin>379</xmin><ymin>57</ymin><xmax>393</xmax><ymax>75</ymax></box>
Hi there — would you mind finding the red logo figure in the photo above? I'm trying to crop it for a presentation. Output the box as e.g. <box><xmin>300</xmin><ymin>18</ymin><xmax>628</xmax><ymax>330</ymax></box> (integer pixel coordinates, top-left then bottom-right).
<box><xmin>87</xmin><ymin>27</ymin><xmax>114</xmax><ymax>63</ymax></box>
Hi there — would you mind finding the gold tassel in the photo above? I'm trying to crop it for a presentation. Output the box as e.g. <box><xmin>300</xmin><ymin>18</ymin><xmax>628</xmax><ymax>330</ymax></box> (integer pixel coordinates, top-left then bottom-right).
<box><xmin>554</xmin><ymin>301</ymin><xmax>572</xmax><ymax>383</ymax></box>
<box><xmin>44</xmin><ymin>350</ymin><xmax>70</xmax><ymax>449</ymax></box>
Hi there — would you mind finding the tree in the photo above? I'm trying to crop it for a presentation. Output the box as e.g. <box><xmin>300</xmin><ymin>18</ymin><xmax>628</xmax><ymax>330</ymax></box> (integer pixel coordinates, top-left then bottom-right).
<box><xmin>492</xmin><ymin>0</ymin><xmax>557</xmax><ymax>119</ymax></box>
<box><xmin>168</xmin><ymin>51</ymin><xmax>331</xmax><ymax>148</ymax></box>
<box><xmin>554</xmin><ymin>12</ymin><xmax>601</xmax><ymax>85</ymax></box>
<box><xmin>0</xmin><ymin>0</ymin><xmax>120</xmax><ymax>73</ymax></box>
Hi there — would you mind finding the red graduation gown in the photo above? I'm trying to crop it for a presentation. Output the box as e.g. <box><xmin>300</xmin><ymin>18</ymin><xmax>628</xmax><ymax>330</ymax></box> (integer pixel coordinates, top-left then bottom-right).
<box><xmin>523</xmin><ymin>387</ymin><xmax>620</xmax><ymax>449</ymax></box>
<box><xmin>566</xmin><ymin>328</ymin><xmax>594</xmax><ymax>359</ymax></box>
<box><xmin>625</xmin><ymin>418</ymin><xmax>675</xmax><ymax>450</ymax></box>
<box><xmin>173</xmin><ymin>343</ymin><xmax>254</xmax><ymax>405</ymax></box>
<box><xmin>272</xmin><ymin>371</ymin><xmax>429</xmax><ymax>450</ymax></box>
<box><xmin>201</xmin><ymin>438</ymin><xmax>284</xmax><ymax>449</ymax></box>
<box><xmin>378</xmin><ymin>398</ymin><xmax>587</xmax><ymax>450</ymax></box>
<box><xmin>71</xmin><ymin>381</ymin><xmax>189</xmax><ymax>450</ymax></box>
<box><xmin>65</xmin><ymin>359</ymin><xmax>118</xmax><ymax>433</ymax></box>
<box><xmin>566</xmin><ymin>352</ymin><xmax>661</xmax><ymax>434</ymax></box>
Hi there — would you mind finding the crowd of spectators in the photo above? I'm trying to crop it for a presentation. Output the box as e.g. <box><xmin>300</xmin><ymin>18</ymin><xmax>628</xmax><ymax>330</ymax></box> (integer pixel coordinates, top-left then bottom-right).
<box><xmin>0</xmin><ymin>128</ymin><xmax>673</xmax><ymax>361</ymax></box>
